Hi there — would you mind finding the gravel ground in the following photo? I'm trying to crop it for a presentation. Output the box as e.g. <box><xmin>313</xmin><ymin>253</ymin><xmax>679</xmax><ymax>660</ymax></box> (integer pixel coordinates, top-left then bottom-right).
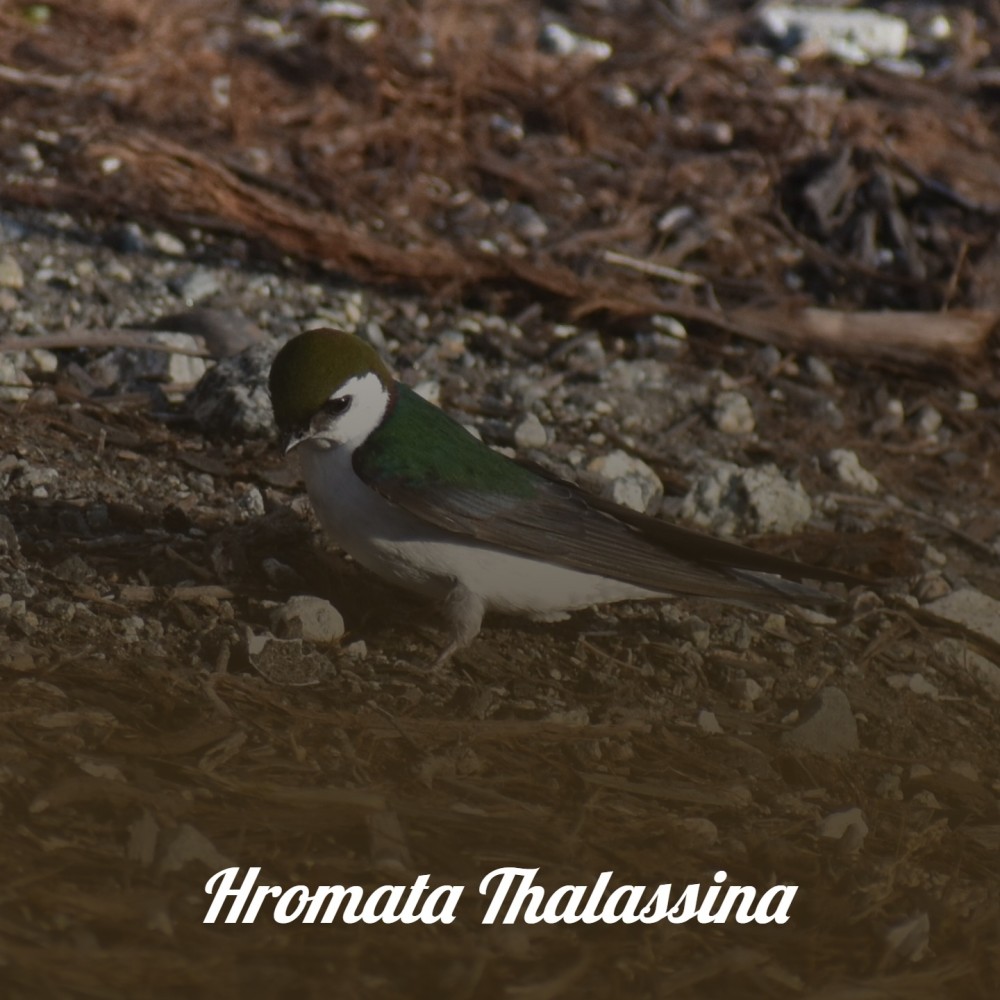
<box><xmin>2</xmin><ymin>203</ymin><xmax>999</xmax><ymax>996</ymax></box>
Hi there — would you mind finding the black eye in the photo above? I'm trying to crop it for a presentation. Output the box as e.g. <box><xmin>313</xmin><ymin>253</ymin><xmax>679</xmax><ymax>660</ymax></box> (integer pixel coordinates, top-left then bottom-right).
<box><xmin>323</xmin><ymin>395</ymin><xmax>352</xmax><ymax>416</ymax></box>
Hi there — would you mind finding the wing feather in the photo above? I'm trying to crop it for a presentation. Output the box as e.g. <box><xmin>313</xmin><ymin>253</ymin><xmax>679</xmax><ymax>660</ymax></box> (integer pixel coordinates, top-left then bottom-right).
<box><xmin>354</xmin><ymin>386</ymin><xmax>852</xmax><ymax>603</ymax></box>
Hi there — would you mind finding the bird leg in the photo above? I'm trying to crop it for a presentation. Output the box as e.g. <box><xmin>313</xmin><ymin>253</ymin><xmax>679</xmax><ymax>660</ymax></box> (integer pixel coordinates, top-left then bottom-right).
<box><xmin>434</xmin><ymin>583</ymin><xmax>486</xmax><ymax>668</ymax></box>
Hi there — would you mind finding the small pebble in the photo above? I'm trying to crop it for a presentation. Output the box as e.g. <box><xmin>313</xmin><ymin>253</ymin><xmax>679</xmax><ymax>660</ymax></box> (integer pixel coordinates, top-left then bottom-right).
<box><xmin>825</xmin><ymin>449</ymin><xmax>879</xmax><ymax>494</ymax></box>
<box><xmin>697</xmin><ymin>709</ymin><xmax>722</xmax><ymax>734</ymax></box>
<box><xmin>514</xmin><ymin>413</ymin><xmax>548</xmax><ymax>449</ymax></box>
<box><xmin>712</xmin><ymin>391</ymin><xmax>756</xmax><ymax>435</ymax></box>
<box><xmin>887</xmin><ymin>672</ymin><xmax>938</xmax><ymax>698</ymax></box>
<box><xmin>0</xmin><ymin>253</ymin><xmax>25</xmax><ymax>289</ymax></box>
<box><xmin>412</xmin><ymin>380</ymin><xmax>440</xmax><ymax>406</ymax></box>
<box><xmin>236</xmin><ymin>485</ymin><xmax>266</xmax><ymax>519</ymax></box>
<box><xmin>875</xmin><ymin>773</ymin><xmax>903</xmax><ymax>799</ymax></box>
<box><xmin>0</xmin><ymin>356</ymin><xmax>33</xmax><ymax>401</ymax></box>
<box><xmin>271</xmin><ymin>595</ymin><xmax>345</xmax><ymax>644</ymax></box>
<box><xmin>538</xmin><ymin>22</ymin><xmax>612</xmax><ymax>61</ymax></box>
<box><xmin>817</xmin><ymin>807</ymin><xmax>869</xmax><ymax>852</ymax></box>
<box><xmin>171</xmin><ymin>269</ymin><xmax>221</xmax><ymax>304</ymax></box>
<box><xmin>731</xmin><ymin>677</ymin><xmax>764</xmax><ymax>704</ymax></box>
<box><xmin>914</xmin><ymin>572</ymin><xmax>949</xmax><ymax>603</ymax></box>
<box><xmin>911</xmin><ymin>404</ymin><xmax>942</xmax><ymax>437</ymax></box>
<box><xmin>803</xmin><ymin>356</ymin><xmax>835</xmax><ymax>386</ymax></box>
<box><xmin>151</xmin><ymin>231</ymin><xmax>186</xmax><ymax>256</ymax></box>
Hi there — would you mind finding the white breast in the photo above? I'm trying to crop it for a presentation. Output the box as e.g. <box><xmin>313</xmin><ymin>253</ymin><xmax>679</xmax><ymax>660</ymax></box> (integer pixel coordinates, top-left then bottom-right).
<box><xmin>297</xmin><ymin>444</ymin><xmax>658</xmax><ymax>616</ymax></box>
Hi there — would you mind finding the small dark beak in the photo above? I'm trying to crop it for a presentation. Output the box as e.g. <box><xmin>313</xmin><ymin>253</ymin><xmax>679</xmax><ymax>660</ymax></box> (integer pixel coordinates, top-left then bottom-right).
<box><xmin>279</xmin><ymin>430</ymin><xmax>306</xmax><ymax>454</ymax></box>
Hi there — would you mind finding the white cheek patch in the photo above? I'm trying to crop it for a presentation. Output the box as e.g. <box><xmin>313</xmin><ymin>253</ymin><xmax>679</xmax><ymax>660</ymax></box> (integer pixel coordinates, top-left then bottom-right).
<box><xmin>316</xmin><ymin>371</ymin><xmax>390</xmax><ymax>448</ymax></box>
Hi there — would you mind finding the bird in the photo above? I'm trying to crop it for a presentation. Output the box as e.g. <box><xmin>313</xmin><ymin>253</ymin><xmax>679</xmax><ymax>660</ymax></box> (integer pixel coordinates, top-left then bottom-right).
<box><xmin>268</xmin><ymin>328</ymin><xmax>853</xmax><ymax>665</ymax></box>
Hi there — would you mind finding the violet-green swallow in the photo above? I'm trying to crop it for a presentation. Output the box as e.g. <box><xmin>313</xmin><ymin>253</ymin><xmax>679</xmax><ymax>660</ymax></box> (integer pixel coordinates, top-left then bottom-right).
<box><xmin>269</xmin><ymin>329</ymin><xmax>850</xmax><ymax>664</ymax></box>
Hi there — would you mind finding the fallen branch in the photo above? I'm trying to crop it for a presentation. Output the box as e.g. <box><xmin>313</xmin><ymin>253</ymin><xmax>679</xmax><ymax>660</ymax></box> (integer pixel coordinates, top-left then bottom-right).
<box><xmin>731</xmin><ymin>305</ymin><xmax>997</xmax><ymax>368</ymax></box>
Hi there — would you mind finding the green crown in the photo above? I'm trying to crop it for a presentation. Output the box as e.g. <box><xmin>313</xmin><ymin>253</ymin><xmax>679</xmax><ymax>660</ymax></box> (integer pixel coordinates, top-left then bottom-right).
<box><xmin>269</xmin><ymin>328</ymin><xmax>392</xmax><ymax>431</ymax></box>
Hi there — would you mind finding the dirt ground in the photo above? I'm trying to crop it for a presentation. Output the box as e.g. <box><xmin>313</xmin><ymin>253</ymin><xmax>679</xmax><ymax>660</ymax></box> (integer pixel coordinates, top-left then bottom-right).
<box><xmin>1</xmin><ymin>2</ymin><xmax>1000</xmax><ymax>998</ymax></box>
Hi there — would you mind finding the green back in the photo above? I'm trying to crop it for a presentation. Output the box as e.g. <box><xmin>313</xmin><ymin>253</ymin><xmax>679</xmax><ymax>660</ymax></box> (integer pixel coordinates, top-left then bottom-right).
<box><xmin>355</xmin><ymin>384</ymin><xmax>539</xmax><ymax>499</ymax></box>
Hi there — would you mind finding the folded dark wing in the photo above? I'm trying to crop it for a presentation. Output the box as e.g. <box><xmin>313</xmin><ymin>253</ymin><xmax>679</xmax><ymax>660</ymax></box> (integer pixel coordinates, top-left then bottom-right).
<box><xmin>355</xmin><ymin>448</ymin><xmax>843</xmax><ymax>604</ymax></box>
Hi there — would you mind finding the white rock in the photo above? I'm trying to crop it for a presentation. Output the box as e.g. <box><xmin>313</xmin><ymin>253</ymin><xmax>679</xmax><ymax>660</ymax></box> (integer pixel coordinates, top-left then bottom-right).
<box><xmin>600</xmin><ymin>82</ymin><xmax>638</xmax><ymax>109</ymax></box>
<box><xmin>412</xmin><ymin>380</ymin><xmax>440</xmax><ymax>406</ymax></box>
<box><xmin>875</xmin><ymin>773</ymin><xmax>902</xmax><ymax>799</ymax></box>
<box><xmin>697</xmin><ymin>710</ymin><xmax>722</xmax><ymax>734</ymax></box>
<box><xmin>926</xmin><ymin>590</ymin><xmax>1000</xmax><ymax>645</ymax></box>
<box><xmin>731</xmin><ymin>678</ymin><xmax>764</xmax><ymax>704</ymax></box>
<box><xmin>817</xmin><ymin>806</ymin><xmax>869</xmax><ymax>851</ymax></box>
<box><xmin>319</xmin><ymin>4</ymin><xmax>371</xmax><ymax>21</ymax></box>
<box><xmin>151</xmin><ymin>230</ymin><xmax>186</xmax><ymax>256</ymax></box>
<box><xmin>26</xmin><ymin>348</ymin><xmax>59</xmax><ymax>374</ymax></box>
<box><xmin>957</xmin><ymin>391</ymin><xmax>978</xmax><ymax>412</ymax></box>
<box><xmin>826</xmin><ymin>449</ymin><xmax>879</xmax><ymax>494</ymax></box>
<box><xmin>874</xmin><ymin>397</ymin><xmax>905</xmax><ymax>432</ymax></box>
<box><xmin>887</xmin><ymin>672</ymin><xmax>939</xmax><ymax>699</ymax></box>
<box><xmin>681</xmin><ymin>461</ymin><xmax>812</xmax><ymax>536</ymax></box>
<box><xmin>235</xmin><ymin>485</ymin><xmax>265</xmax><ymax>519</ymax></box>
<box><xmin>514</xmin><ymin>413</ymin><xmax>548</xmax><ymax>449</ymax></box>
<box><xmin>155</xmin><ymin>333</ymin><xmax>210</xmax><ymax>385</ymax></box>
<box><xmin>760</xmin><ymin>5</ymin><xmax>908</xmax><ymax>64</ymax></box>
<box><xmin>173</xmin><ymin>269</ymin><xmax>220</xmax><ymax>304</ymax></box>
<box><xmin>0</xmin><ymin>253</ymin><xmax>24</xmax><ymax>289</ymax></box>
<box><xmin>907</xmin><ymin>673</ymin><xmax>939</xmax><ymax>699</ymax></box>
<box><xmin>713</xmin><ymin>391</ymin><xmax>756</xmax><ymax>434</ymax></box>
<box><xmin>911</xmin><ymin>404</ymin><xmax>942</xmax><ymax>437</ymax></box>
<box><xmin>271</xmin><ymin>595</ymin><xmax>345</xmax><ymax>644</ymax></box>
<box><xmin>21</xmin><ymin>466</ymin><xmax>59</xmax><ymax>489</ymax></box>
<box><xmin>0</xmin><ymin>355</ymin><xmax>33</xmax><ymax>401</ymax></box>
<box><xmin>91</xmin><ymin>332</ymin><xmax>208</xmax><ymax>388</ymax></box>
<box><xmin>586</xmin><ymin>449</ymin><xmax>663</xmax><ymax>514</ymax></box>
<box><xmin>539</xmin><ymin>22</ymin><xmax>612</xmax><ymax>61</ymax></box>
<box><xmin>505</xmin><ymin>203</ymin><xmax>549</xmax><ymax>243</ymax></box>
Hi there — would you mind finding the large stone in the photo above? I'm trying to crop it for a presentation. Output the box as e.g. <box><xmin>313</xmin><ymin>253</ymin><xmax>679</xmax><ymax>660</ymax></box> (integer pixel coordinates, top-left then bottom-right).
<box><xmin>681</xmin><ymin>461</ymin><xmax>812</xmax><ymax>536</ymax></box>
<box><xmin>926</xmin><ymin>589</ymin><xmax>1000</xmax><ymax>645</ymax></box>
<box><xmin>186</xmin><ymin>341</ymin><xmax>279</xmax><ymax>438</ymax></box>
<box><xmin>586</xmin><ymin>449</ymin><xmax>663</xmax><ymax>514</ymax></box>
